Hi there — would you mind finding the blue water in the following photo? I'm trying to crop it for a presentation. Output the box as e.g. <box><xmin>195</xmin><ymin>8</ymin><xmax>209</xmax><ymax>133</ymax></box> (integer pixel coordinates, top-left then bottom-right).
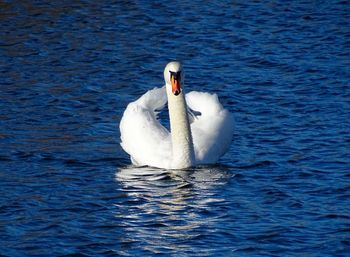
<box><xmin>1</xmin><ymin>1</ymin><xmax>349</xmax><ymax>256</ymax></box>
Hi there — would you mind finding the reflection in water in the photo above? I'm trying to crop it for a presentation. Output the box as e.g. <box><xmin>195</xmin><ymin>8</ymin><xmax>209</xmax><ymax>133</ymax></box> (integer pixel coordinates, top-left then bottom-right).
<box><xmin>115</xmin><ymin>166</ymin><xmax>235</xmax><ymax>254</ymax></box>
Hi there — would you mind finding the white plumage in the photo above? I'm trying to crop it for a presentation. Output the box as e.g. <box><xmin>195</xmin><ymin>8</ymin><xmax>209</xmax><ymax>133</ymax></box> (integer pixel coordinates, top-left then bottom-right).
<box><xmin>120</xmin><ymin>62</ymin><xmax>233</xmax><ymax>169</ymax></box>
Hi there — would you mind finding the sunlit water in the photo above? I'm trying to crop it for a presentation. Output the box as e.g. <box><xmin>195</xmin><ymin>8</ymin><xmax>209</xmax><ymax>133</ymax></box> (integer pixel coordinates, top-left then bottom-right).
<box><xmin>1</xmin><ymin>1</ymin><xmax>349</xmax><ymax>256</ymax></box>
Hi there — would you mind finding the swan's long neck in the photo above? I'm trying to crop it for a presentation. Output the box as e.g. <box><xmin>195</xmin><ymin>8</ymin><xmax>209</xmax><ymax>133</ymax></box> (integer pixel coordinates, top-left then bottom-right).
<box><xmin>166</xmin><ymin>85</ymin><xmax>195</xmax><ymax>169</ymax></box>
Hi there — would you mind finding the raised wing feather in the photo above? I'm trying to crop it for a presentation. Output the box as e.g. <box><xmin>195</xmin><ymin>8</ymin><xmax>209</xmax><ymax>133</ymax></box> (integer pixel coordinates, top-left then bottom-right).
<box><xmin>120</xmin><ymin>87</ymin><xmax>172</xmax><ymax>168</ymax></box>
<box><xmin>186</xmin><ymin>91</ymin><xmax>234</xmax><ymax>164</ymax></box>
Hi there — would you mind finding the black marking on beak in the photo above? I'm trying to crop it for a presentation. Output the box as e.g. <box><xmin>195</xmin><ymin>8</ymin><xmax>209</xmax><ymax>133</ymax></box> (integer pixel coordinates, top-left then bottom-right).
<box><xmin>169</xmin><ymin>71</ymin><xmax>181</xmax><ymax>81</ymax></box>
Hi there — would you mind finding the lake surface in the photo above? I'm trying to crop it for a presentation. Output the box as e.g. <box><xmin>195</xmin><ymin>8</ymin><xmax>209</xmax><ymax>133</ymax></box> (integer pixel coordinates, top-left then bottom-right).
<box><xmin>1</xmin><ymin>1</ymin><xmax>349</xmax><ymax>256</ymax></box>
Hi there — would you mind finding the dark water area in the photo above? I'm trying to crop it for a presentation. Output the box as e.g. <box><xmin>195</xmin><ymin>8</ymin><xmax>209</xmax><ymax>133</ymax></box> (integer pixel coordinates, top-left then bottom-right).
<box><xmin>1</xmin><ymin>0</ymin><xmax>350</xmax><ymax>256</ymax></box>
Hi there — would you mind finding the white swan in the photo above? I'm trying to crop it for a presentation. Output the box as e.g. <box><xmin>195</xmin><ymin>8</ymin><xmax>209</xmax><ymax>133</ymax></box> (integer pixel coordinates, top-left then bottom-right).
<box><xmin>120</xmin><ymin>61</ymin><xmax>234</xmax><ymax>169</ymax></box>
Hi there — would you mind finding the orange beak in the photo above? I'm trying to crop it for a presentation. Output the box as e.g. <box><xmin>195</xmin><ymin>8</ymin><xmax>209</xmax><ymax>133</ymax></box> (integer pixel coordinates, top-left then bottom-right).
<box><xmin>171</xmin><ymin>75</ymin><xmax>181</xmax><ymax>96</ymax></box>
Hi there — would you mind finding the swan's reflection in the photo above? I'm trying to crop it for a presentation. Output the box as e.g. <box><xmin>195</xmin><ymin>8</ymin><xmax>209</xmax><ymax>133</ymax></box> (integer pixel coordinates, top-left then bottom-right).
<box><xmin>115</xmin><ymin>165</ymin><xmax>235</xmax><ymax>253</ymax></box>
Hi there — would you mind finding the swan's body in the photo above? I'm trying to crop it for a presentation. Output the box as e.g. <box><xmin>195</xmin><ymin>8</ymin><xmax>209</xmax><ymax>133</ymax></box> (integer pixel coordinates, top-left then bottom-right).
<box><xmin>120</xmin><ymin>61</ymin><xmax>234</xmax><ymax>169</ymax></box>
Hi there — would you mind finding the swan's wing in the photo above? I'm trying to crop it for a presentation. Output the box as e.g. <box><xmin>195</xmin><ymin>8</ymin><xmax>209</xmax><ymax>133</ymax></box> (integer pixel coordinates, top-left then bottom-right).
<box><xmin>120</xmin><ymin>87</ymin><xmax>172</xmax><ymax>168</ymax></box>
<box><xmin>186</xmin><ymin>91</ymin><xmax>234</xmax><ymax>164</ymax></box>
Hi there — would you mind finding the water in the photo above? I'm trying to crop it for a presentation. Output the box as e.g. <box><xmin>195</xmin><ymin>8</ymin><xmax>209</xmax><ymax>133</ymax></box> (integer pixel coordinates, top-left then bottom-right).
<box><xmin>1</xmin><ymin>0</ymin><xmax>349</xmax><ymax>256</ymax></box>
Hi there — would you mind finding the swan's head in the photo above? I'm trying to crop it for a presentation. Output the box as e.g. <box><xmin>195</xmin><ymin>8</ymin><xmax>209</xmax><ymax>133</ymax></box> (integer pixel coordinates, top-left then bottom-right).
<box><xmin>164</xmin><ymin>61</ymin><xmax>184</xmax><ymax>96</ymax></box>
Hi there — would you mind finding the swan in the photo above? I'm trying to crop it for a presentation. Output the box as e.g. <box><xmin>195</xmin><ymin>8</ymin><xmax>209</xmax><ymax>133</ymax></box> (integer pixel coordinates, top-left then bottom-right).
<box><xmin>120</xmin><ymin>61</ymin><xmax>234</xmax><ymax>169</ymax></box>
